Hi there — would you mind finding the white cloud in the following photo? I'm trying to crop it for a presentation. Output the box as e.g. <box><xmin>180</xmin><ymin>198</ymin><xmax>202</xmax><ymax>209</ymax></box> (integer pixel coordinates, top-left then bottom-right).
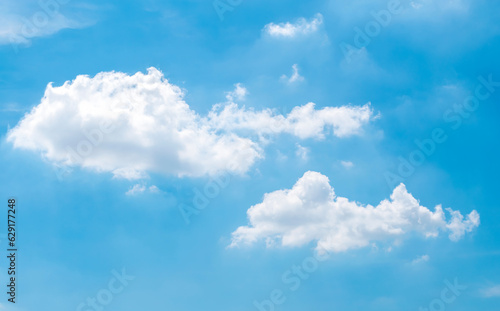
<box><xmin>264</xmin><ymin>13</ymin><xmax>323</xmax><ymax>38</ymax></box>
<box><xmin>230</xmin><ymin>171</ymin><xmax>480</xmax><ymax>253</ymax></box>
<box><xmin>0</xmin><ymin>102</ymin><xmax>26</xmax><ymax>113</ymax></box>
<box><xmin>409</xmin><ymin>0</ymin><xmax>468</xmax><ymax>12</ymax></box>
<box><xmin>295</xmin><ymin>144</ymin><xmax>309</xmax><ymax>161</ymax></box>
<box><xmin>0</xmin><ymin>1</ymin><xmax>89</xmax><ymax>47</ymax></box>
<box><xmin>480</xmin><ymin>285</ymin><xmax>500</xmax><ymax>298</ymax></box>
<box><xmin>411</xmin><ymin>254</ymin><xmax>430</xmax><ymax>264</ymax></box>
<box><xmin>125</xmin><ymin>184</ymin><xmax>147</xmax><ymax>196</ymax></box>
<box><xmin>208</xmin><ymin>101</ymin><xmax>374</xmax><ymax>139</ymax></box>
<box><xmin>410</xmin><ymin>1</ymin><xmax>424</xmax><ymax>9</ymax></box>
<box><xmin>225</xmin><ymin>83</ymin><xmax>248</xmax><ymax>102</ymax></box>
<box><xmin>7</xmin><ymin>68</ymin><xmax>375</xmax><ymax>179</ymax></box>
<box><xmin>341</xmin><ymin>160</ymin><xmax>354</xmax><ymax>169</ymax></box>
<box><xmin>446</xmin><ymin>207</ymin><xmax>482</xmax><ymax>241</ymax></box>
<box><xmin>148</xmin><ymin>185</ymin><xmax>160</xmax><ymax>193</ymax></box>
<box><xmin>7</xmin><ymin>68</ymin><xmax>260</xmax><ymax>179</ymax></box>
<box><xmin>125</xmin><ymin>184</ymin><xmax>161</xmax><ymax>196</ymax></box>
<box><xmin>281</xmin><ymin>64</ymin><xmax>304</xmax><ymax>84</ymax></box>
<box><xmin>276</xmin><ymin>151</ymin><xmax>288</xmax><ymax>162</ymax></box>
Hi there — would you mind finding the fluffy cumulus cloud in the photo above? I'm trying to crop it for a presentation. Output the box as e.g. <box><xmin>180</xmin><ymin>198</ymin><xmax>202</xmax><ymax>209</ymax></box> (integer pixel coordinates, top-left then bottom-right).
<box><xmin>230</xmin><ymin>171</ymin><xmax>480</xmax><ymax>253</ymax></box>
<box><xmin>7</xmin><ymin>68</ymin><xmax>375</xmax><ymax>179</ymax></box>
<box><xmin>264</xmin><ymin>13</ymin><xmax>323</xmax><ymax>38</ymax></box>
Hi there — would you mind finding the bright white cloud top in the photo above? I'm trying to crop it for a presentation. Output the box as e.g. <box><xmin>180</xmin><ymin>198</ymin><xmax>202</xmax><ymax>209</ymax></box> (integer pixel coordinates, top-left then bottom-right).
<box><xmin>230</xmin><ymin>171</ymin><xmax>480</xmax><ymax>253</ymax></box>
<box><xmin>264</xmin><ymin>13</ymin><xmax>323</xmax><ymax>38</ymax></box>
<box><xmin>7</xmin><ymin>68</ymin><xmax>375</xmax><ymax>179</ymax></box>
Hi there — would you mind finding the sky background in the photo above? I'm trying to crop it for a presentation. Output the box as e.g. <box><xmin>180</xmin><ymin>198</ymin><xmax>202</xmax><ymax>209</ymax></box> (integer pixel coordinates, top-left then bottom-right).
<box><xmin>1</xmin><ymin>0</ymin><xmax>500</xmax><ymax>310</ymax></box>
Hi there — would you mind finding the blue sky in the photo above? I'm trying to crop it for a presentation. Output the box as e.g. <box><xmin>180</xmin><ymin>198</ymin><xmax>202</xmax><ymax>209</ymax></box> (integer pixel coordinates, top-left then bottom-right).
<box><xmin>1</xmin><ymin>0</ymin><xmax>500</xmax><ymax>310</ymax></box>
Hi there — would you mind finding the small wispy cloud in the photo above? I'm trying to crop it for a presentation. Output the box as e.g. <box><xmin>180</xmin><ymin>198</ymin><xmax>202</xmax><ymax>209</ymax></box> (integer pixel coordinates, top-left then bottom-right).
<box><xmin>225</xmin><ymin>83</ymin><xmax>248</xmax><ymax>102</ymax></box>
<box><xmin>480</xmin><ymin>285</ymin><xmax>500</xmax><ymax>298</ymax></box>
<box><xmin>264</xmin><ymin>13</ymin><xmax>323</xmax><ymax>38</ymax></box>
<box><xmin>409</xmin><ymin>0</ymin><xmax>469</xmax><ymax>12</ymax></box>
<box><xmin>281</xmin><ymin>64</ymin><xmax>304</xmax><ymax>84</ymax></box>
<box><xmin>126</xmin><ymin>184</ymin><xmax>146</xmax><ymax>196</ymax></box>
<box><xmin>295</xmin><ymin>144</ymin><xmax>309</xmax><ymax>161</ymax></box>
<box><xmin>276</xmin><ymin>151</ymin><xmax>288</xmax><ymax>162</ymax></box>
<box><xmin>148</xmin><ymin>185</ymin><xmax>161</xmax><ymax>193</ymax></box>
<box><xmin>411</xmin><ymin>254</ymin><xmax>430</xmax><ymax>265</ymax></box>
<box><xmin>341</xmin><ymin>160</ymin><xmax>354</xmax><ymax>169</ymax></box>
<box><xmin>126</xmin><ymin>184</ymin><xmax>161</xmax><ymax>196</ymax></box>
<box><xmin>0</xmin><ymin>1</ymin><xmax>92</xmax><ymax>48</ymax></box>
<box><xmin>0</xmin><ymin>103</ymin><xmax>27</xmax><ymax>113</ymax></box>
<box><xmin>411</xmin><ymin>1</ymin><xmax>424</xmax><ymax>9</ymax></box>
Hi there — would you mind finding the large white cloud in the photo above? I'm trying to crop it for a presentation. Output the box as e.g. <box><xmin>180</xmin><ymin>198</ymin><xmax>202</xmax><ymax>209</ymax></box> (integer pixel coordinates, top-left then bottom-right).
<box><xmin>263</xmin><ymin>13</ymin><xmax>323</xmax><ymax>38</ymax></box>
<box><xmin>7</xmin><ymin>68</ymin><xmax>375</xmax><ymax>179</ymax></box>
<box><xmin>230</xmin><ymin>171</ymin><xmax>480</xmax><ymax>253</ymax></box>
